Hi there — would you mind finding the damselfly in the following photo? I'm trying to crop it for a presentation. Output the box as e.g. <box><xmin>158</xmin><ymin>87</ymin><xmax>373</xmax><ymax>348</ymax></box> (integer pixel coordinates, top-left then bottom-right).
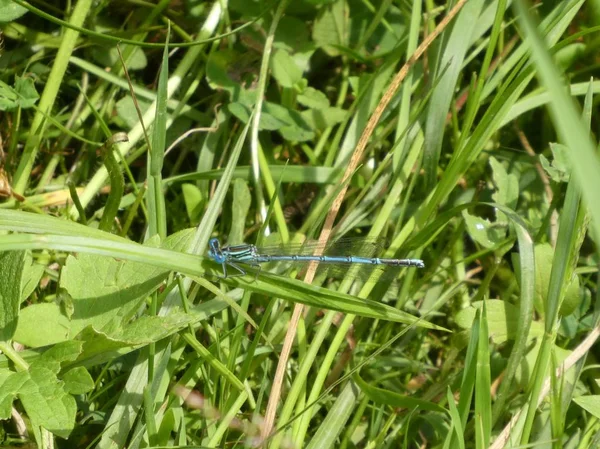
<box><xmin>208</xmin><ymin>237</ymin><xmax>424</xmax><ymax>279</ymax></box>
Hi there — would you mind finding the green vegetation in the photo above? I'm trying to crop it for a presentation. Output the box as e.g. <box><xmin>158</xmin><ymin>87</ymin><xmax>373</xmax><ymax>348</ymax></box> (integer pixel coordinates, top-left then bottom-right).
<box><xmin>1</xmin><ymin>0</ymin><xmax>599</xmax><ymax>447</ymax></box>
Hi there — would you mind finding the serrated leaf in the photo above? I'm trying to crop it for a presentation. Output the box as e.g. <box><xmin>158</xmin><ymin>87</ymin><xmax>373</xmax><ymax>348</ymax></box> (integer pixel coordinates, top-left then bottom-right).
<box><xmin>20</xmin><ymin>365</ymin><xmax>77</xmax><ymax>438</ymax></box>
<box><xmin>264</xmin><ymin>102</ymin><xmax>314</xmax><ymax>141</ymax></box>
<box><xmin>539</xmin><ymin>153</ymin><xmax>567</xmax><ymax>183</ymax></box>
<box><xmin>0</xmin><ymin>80</ymin><xmax>18</xmax><ymax>111</ymax></box>
<box><xmin>0</xmin><ymin>251</ymin><xmax>25</xmax><ymax>340</ymax></box>
<box><xmin>60</xmin><ymin>253</ymin><xmax>169</xmax><ymax>338</ymax></box>
<box><xmin>279</xmin><ymin>124</ymin><xmax>315</xmax><ymax>142</ymax></box>
<box><xmin>0</xmin><ymin>341</ymin><xmax>83</xmax><ymax>438</ymax></box>
<box><xmin>549</xmin><ymin>142</ymin><xmax>572</xmax><ymax>174</ymax></box>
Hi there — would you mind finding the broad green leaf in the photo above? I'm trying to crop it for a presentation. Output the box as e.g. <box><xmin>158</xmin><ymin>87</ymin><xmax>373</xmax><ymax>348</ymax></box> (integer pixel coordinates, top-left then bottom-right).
<box><xmin>75</xmin><ymin>299</ymin><xmax>233</xmax><ymax>367</ymax></box>
<box><xmin>228</xmin><ymin>102</ymin><xmax>289</xmax><ymax>130</ymax></box>
<box><xmin>13</xmin><ymin>303</ymin><xmax>70</xmax><ymax>347</ymax></box>
<box><xmin>58</xmin><ymin>231</ymin><xmax>194</xmax><ymax>339</ymax></box>
<box><xmin>515</xmin><ymin>341</ymin><xmax>572</xmax><ymax>390</ymax></box>
<box><xmin>539</xmin><ymin>143</ymin><xmax>572</xmax><ymax>183</ymax></box>
<box><xmin>270</xmin><ymin>49</ymin><xmax>303</xmax><ymax>88</ymax></box>
<box><xmin>62</xmin><ymin>367</ymin><xmax>94</xmax><ymax>395</ymax></box>
<box><xmin>279</xmin><ymin>123</ymin><xmax>315</xmax><ymax>142</ymax></box>
<box><xmin>20</xmin><ymin>251</ymin><xmax>44</xmax><ymax>302</ymax></box>
<box><xmin>489</xmin><ymin>157</ymin><xmax>519</xmax><ymax>221</ymax></box>
<box><xmin>0</xmin><ymin>251</ymin><xmax>25</xmax><ymax>341</ymax></box>
<box><xmin>206</xmin><ymin>49</ymin><xmax>259</xmax><ymax>96</ymax></box>
<box><xmin>455</xmin><ymin>300</ymin><xmax>544</xmax><ymax>344</ymax></box>
<box><xmin>230</xmin><ymin>101</ymin><xmax>315</xmax><ymax>141</ymax></box>
<box><xmin>0</xmin><ymin>76</ymin><xmax>39</xmax><ymax>111</ymax></box>
<box><xmin>0</xmin><ymin>80</ymin><xmax>19</xmax><ymax>111</ymax></box>
<box><xmin>560</xmin><ymin>274</ymin><xmax>581</xmax><ymax>317</ymax></box>
<box><xmin>0</xmin><ymin>0</ymin><xmax>28</xmax><ymax>22</ymax></box>
<box><xmin>462</xmin><ymin>211</ymin><xmax>507</xmax><ymax>249</ymax></box>
<box><xmin>229</xmin><ymin>178</ymin><xmax>251</xmax><ymax>245</ymax></box>
<box><xmin>573</xmin><ymin>395</ymin><xmax>600</xmax><ymax>419</ymax></box>
<box><xmin>13</xmin><ymin>76</ymin><xmax>39</xmax><ymax>109</ymax></box>
<box><xmin>300</xmin><ymin>106</ymin><xmax>347</xmax><ymax>131</ymax></box>
<box><xmin>91</xmin><ymin>46</ymin><xmax>148</xmax><ymax>71</ymax></box>
<box><xmin>60</xmin><ymin>250</ymin><xmax>170</xmax><ymax>337</ymax></box>
<box><xmin>312</xmin><ymin>0</ymin><xmax>348</xmax><ymax>56</ymax></box>
<box><xmin>115</xmin><ymin>95</ymin><xmax>152</xmax><ymax>129</ymax></box>
<box><xmin>274</xmin><ymin>16</ymin><xmax>310</xmax><ymax>52</ymax></box>
<box><xmin>181</xmin><ymin>183</ymin><xmax>203</xmax><ymax>225</ymax></box>
<box><xmin>297</xmin><ymin>86</ymin><xmax>330</xmax><ymax>109</ymax></box>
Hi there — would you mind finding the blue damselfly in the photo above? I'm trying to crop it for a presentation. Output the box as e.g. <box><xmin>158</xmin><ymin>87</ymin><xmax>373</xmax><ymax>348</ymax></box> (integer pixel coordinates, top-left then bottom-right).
<box><xmin>208</xmin><ymin>237</ymin><xmax>424</xmax><ymax>279</ymax></box>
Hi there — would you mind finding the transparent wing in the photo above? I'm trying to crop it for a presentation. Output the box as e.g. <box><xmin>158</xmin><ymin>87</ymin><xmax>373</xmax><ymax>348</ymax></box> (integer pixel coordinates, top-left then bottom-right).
<box><xmin>255</xmin><ymin>236</ymin><xmax>388</xmax><ymax>258</ymax></box>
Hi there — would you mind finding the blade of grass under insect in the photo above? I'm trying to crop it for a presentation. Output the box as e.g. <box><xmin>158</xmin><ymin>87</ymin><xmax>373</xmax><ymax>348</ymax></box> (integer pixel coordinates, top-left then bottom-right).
<box><xmin>0</xmin><ymin>210</ymin><xmax>130</xmax><ymax>242</ymax></box>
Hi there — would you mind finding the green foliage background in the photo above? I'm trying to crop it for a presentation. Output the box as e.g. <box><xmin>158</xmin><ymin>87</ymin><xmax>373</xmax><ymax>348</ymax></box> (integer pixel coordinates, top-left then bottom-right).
<box><xmin>1</xmin><ymin>0</ymin><xmax>600</xmax><ymax>447</ymax></box>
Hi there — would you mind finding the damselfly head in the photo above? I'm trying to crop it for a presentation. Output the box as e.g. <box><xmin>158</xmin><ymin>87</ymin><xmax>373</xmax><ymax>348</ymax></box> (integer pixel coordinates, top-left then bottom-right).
<box><xmin>208</xmin><ymin>238</ymin><xmax>226</xmax><ymax>263</ymax></box>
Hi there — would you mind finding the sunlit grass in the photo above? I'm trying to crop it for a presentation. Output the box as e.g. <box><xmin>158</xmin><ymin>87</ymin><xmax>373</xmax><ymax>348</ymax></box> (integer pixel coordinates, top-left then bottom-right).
<box><xmin>0</xmin><ymin>0</ymin><xmax>599</xmax><ymax>448</ymax></box>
